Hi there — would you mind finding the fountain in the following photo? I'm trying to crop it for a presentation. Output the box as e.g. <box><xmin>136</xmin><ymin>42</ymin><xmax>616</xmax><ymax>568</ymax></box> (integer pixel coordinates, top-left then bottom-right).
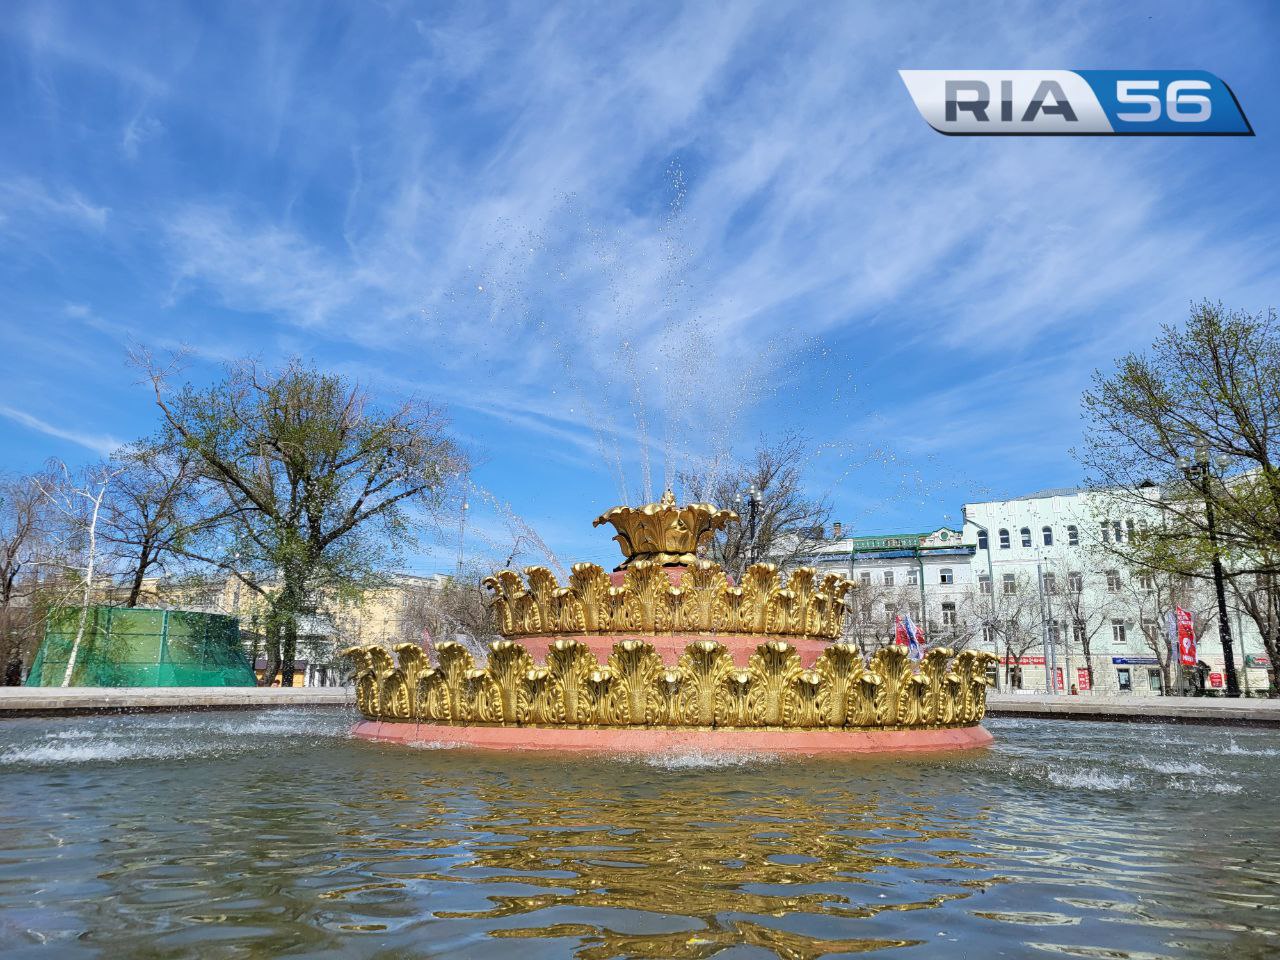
<box><xmin>346</xmin><ymin>491</ymin><xmax>997</xmax><ymax>754</ymax></box>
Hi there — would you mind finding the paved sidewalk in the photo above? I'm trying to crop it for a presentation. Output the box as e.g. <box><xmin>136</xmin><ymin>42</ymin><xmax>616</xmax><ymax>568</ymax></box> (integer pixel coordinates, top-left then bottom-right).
<box><xmin>987</xmin><ymin>692</ymin><xmax>1280</xmax><ymax>726</ymax></box>
<box><xmin>0</xmin><ymin>686</ymin><xmax>353</xmax><ymax>717</ymax></box>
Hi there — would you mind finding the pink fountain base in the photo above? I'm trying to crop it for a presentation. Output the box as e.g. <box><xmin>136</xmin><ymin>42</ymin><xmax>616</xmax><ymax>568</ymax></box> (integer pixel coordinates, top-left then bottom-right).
<box><xmin>351</xmin><ymin>720</ymin><xmax>993</xmax><ymax>755</ymax></box>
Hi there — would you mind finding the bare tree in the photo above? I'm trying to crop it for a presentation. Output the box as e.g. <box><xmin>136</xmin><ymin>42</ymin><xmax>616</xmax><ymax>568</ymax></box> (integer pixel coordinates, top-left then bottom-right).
<box><xmin>32</xmin><ymin>462</ymin><xmax>123</xmax><ymax>686</ymax></box>
<box><xmin>0</xmin><ymin>473</ymin><xmax>53</xmax><ymax>681</ymax></box>
<box><xmin>977</xmin><ymin>573</ymin><xmax>1045</xmax><ymax>689</ymax></box>
<box><xmin>678</xmin><ymin>433</ymin><xmax>830</xmax><ymax>581</ymax></box>
<box><xmin>397</xmin><ymin>571</ymin><xmax>499</xmax><ymax>660</ymax></box>
<box><xmin>100</xmin><ymin>445</ymin><xmax>228</xmax><ymax>607</ymax></box>
<box><xmin>1043</xmin><ymin>560</ymin><xmax>1119</xmax><ymax>690</ymax></box>
<box><xmin>1232</xmin><ymin>568</ymin><xmax>1280</xmax><ymax>692</ymax></box>
<box><xmin>1120</xmin><ymin>567</ymin><xmax>1216</xmax><ymax>694</ymax></box>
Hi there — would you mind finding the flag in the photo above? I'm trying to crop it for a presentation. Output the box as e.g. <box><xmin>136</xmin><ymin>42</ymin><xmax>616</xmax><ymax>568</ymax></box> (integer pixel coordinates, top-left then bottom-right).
<box><xmin>1175</xmin><ymin>606</ymin><xmax>1196</xmax><ymax>666</ymax></box>
<box><xmin>894</xmin><ymin>615</ymin><xmax>908</xmax><ymax>646</ymax></box>
<box><xmin>903</xmin><ymin>614</ymin><xmax>925</xmax><ymax>662</ymax></box>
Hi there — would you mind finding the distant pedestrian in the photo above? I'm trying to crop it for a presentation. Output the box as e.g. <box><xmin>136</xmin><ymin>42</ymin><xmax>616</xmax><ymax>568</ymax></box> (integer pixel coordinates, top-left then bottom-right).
<box><xmin>4</xmin><ymin>658</ymin><xmax>22</xmax><ymax>686</ymax></box>
<box><xmin>1069</xmin><ymin>683</ymin><xmax>1079</xmax><ymax>696</ymax></box>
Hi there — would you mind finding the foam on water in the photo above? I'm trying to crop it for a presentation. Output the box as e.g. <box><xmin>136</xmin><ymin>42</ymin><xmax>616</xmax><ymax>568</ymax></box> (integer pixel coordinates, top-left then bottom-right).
<box><xmin>1131</xmin><ymin>757</ymin><xmax>1216</xmax><ymax>776</ymax></box>
<box><xmin>1168</xmin><ymin>778</ymin><xmax>1243</xmax><ymax>795</ymax></box>
<box><xmin>0</xmin><ymin>740</ymin><xmax>220</xmax><ymax>767</ymax></box>
<box><xmin>639</xmin><ymin>749</ymin><xmax>779</xmax><ymax>770</ymax></box>
<box><xmin>1046</xmin><ymin>768</ymin><xmax>1137</xmax><ymax>793</ymax></box>
<box><xmin>1223</xmin><ymin>739</ymin><xmax>1280</xmax><ymax>757</ymax></box>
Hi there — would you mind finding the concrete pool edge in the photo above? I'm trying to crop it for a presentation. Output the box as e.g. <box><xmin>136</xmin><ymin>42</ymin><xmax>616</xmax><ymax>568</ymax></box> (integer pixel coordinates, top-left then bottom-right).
<box><xmin>350</xmin><ymin>720</ymin><xmax>995</xmax><ymax>754</ymax></box>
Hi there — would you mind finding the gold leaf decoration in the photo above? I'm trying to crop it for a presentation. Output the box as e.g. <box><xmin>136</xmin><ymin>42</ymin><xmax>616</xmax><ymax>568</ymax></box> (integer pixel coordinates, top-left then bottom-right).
<box><xmin>487</xmin><ymin>640</ymin><xmax>535</xmax><ymax>724</ymax></box>
<box><xmin>747</xmin><ymin>640</ymin><xmax>803</xmax><ymax>726</ymax></box>
<box><xmin>677</xmin><ymin>640</ymin><xmax>733</xmax><ymax>726</ymax></box>
<box><xmin>869</xmin><ymin>646</ymin><xmax>912</xmax><ymax>727</ymax></box>
<box><xmin>814</xmin><ymin>642</ymin><xmax>864</xmax><ymax>728</ymax></box>
<box><xmin>544</xmin><ymin>638</ymin><xmax>598</xmax><ymax>725</ymax></box>
<box><xmin>592</xmin><ymin>489</ymin><xmax>738</xmax><ymax>569</ymax></box>
<box><xmin>607</xmin><ymin>640</ymin><xmax>665</xmax><ymax>725</ymax></box>
<box><xmin>348</xmin><ymin>639</ymin><xmax>996</xmax><ymax>733</ymax></box>
<box><xmin>482</xmin><ymin>560</ymin><xmax>853</xmax><ymax>642</ymax></box>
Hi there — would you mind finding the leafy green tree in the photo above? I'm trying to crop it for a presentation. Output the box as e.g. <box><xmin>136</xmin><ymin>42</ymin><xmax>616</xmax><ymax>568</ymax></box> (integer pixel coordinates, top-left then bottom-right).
<box><xmin>1078</xmin><ymin>300</ymin><xmax>1280</xmax><ymax>694</ymax></box>
<box><xmin>139</xmin><ymin>355</ymin><xmax>466</xmax><ymax>685</ymax></box>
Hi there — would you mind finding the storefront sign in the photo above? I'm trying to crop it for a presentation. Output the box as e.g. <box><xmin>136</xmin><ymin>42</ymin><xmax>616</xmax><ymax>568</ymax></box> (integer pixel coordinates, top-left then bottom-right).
<box><xmin>1246</xmin><ymin>655</ymin><xmax>1271</xmax><ymax>668</ymax></box>
<box><xmin>1111</xmin><ymin>657</ymin><xmax>1159</xmax><ymax>665</ymax></box>
<box><xmin>1076</xmin><ymin>667</ymin><xmax>1091</xmax><ymax>691</ymax></box>
<box><xmin>1209</xmin><ymin>672</ymin><xmax>1224</xmax><ymax>689</ymax></box>
<box><xmin>999</xmin><ymin>656</ymin><xmax>1046</xmax><ymax>665</ymax></box>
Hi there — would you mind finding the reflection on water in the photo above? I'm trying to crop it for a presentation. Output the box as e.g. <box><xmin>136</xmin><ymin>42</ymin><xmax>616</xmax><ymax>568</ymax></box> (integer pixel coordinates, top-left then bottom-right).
<box><xmin>2</xmin><ymin>710</ymin><xmax>1279</xmax><ymax>958</ymax></box>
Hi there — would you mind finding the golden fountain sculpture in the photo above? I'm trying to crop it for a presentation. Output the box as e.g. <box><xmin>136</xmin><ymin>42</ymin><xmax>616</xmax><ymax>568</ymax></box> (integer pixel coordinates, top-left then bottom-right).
<box><xmin>346</xmin><ymin>491</ymin><xmax>998</xmax><ymax>754</ymax></box>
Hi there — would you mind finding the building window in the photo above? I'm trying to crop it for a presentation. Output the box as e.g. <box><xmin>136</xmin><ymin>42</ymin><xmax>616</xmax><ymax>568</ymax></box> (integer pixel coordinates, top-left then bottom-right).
<box><xmin>941</xmin><ymin>602</ymin><xmax>957</xmax><ymax>628</ymax></box>
<box><xmin>999</xmin><ymin>528</ymin><xmax>1011</xmax><ymax>549</ymax></box>
<box><xmin>982</xmin><ymin>624</ymin><xmax>995</xmax><ymax>644</ymax></box>
<box><xmin>1117</xmin><ymin>668</ymin><xmax>1132</xmax><ymax>692</ymax></box>
<box><xmin>908</xmin><ymin>601</ymin><xmax>920</xmax><ymax>620</ymax></box>
<box><xmin>1147</xmin><ymin>668</ymin><xmax>1163</xmax><ymax>693</ymax></box>
<box><xmin>906</xmin><ymin>567</ymin><xmax>918</xmax><ymax>586</ymax></box>
<box><xmin>1003</xmin><ymin>573</ymin><xmax>1017</xmax><ymax>595</ymax></box>
<box><xmin>1073</xmin><ymin>618</ymin><xmax>1085</xmax><ymax>643</ymax></box>
<box><xmin>1112</xmin><ymin>520</ymin><xmax>1124</xmax><ymax>543</ymax></box>
<box><xmin>1068</xmin><ymin>571</ymin><xmax>1083</xmax><ymax>593</ymax></box>
<box><xmin>883</xmin><ymin>603</ymin><xmax>895</xmax><ymax>620</ymax></box>
<box><xmin>1111</xmin><ymin>619</ymin><xmax>1127</xmax><ymax>643</ymax></box>
<box><xmin>977</xmin><ymin>530</ymin><xmax>989</xmax><ymax>550</ymax></box>
<box><xmin>1042</xmin><ymin>572</ymin><xmax>1057</xmax><ymax>594</ymax></box>
<box><xmin>1067</xmin><ymin>524</ymin><xmax>1079</xmax><ymax>546</ymax></box>
<box><xmin>1020</xmin><ymin>527</ymin><xmax>1032</xmax><ymax>547</ymax></box>
<box><xmin>883</xmin><ymin>571</ymin><xmax>894</xmax><ymax>587</ymax></box>
<box><xmin>1048</xmin><ymin>620</ymin><xmax>1062</xmax><ymax>643</ymax></box>
<box><xmin>939</xmin><ymin>568</ymin><xmax>953</xmax><ymax>585</ymax></box>
<box><xmin>1127</xmin><ymin>519</ymin><xmax>1137</xmax><ymax>541</ymax></box>
<box><xmin>1138</xmin><ymin>573</ymin><xmax>1154</xmax><ymax>593</ymax></box>
<box><xmin>1141</xmin><ymin>616</ymin><xmax>1158</xmax><ymax>636</ymax></box>
<box><xmin>1106</xmin><ymin>570</ymin><xmax>1121</xmax><ymax>592</ymax></box>
<box><xmin>860</xmin><ymin>572</ymin><xmax>872</xmax><ymax>586</ymax></box>
<box><xmin>978</xmin><ymin>574</ymin><xmax>992</xmax><ymax>595</ymax></box>
<box><xmin>1042</xmin><ymin>526</ymin><xmax>1053</xmax><ymax>546</ymax></box>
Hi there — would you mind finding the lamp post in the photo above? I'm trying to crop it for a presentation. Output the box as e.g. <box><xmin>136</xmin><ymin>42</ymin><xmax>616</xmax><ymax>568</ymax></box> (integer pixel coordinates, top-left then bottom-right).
<box><xmin>456</xmin><ymin>499</ymin><xmax>470</xmax><ymax>578</ymax></box>
<box><xmin>1179</xmin><ymin>444</ymin><xmax>1241</xmax><ymax>698</ymax></box>
<box><xmin>734</xmin><ymin>485</ymin><xmax>762</xmax><ymax>568</ymax></box>
<box><xmin>963</xmin><ymin>507</ymin><xmax>1000</xmax><ymax>684</ymax></box>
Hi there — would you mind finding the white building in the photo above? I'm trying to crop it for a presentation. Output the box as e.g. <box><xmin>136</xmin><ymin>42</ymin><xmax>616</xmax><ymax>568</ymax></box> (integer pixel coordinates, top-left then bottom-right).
<box><xmin>802</xmin><ymin>486</ymin><xmax>1270</xmax><ymax>696</ymax></box>
<box><xmin>962</xmin><ymin>487</ymin><xmax>1269</xmax><ymax>695</ymax></box>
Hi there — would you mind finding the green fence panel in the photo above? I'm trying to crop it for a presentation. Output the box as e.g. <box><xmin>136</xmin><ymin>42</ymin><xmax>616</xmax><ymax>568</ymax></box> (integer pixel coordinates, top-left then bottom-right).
<box><xmin>25</xmin><ymin>606</ymin><xmax>256</xmax><ymax>687</ymax></box>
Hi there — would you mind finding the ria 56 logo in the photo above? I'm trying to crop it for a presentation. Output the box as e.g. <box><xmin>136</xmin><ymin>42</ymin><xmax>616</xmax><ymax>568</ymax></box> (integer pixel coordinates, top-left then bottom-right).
<box><xmin>900</xmin><ymin>70</ymin><xmax>1252</xmax><ymax>135</ymax></box>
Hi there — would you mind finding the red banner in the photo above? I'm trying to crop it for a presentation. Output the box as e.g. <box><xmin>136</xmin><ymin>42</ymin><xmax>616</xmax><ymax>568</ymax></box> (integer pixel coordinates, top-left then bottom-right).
<box><xmin>1209</xmin><ymin>672</ymin><xmax>1224</xmax><ymax>689</ymax></box>
<box><xmin>1076</xmin><ymin>667</ymin><xmax>1091</xmax><ymax>691</ymax></box>
<box><xmin>1175</xmin><ymin>606</ymin><xmax>1197</xmax><ymax>666</ymax></box>
<box><xmin>894</xmin><ymin>615</ymin><xmax>908</xmax><ymax>646</ymax></box>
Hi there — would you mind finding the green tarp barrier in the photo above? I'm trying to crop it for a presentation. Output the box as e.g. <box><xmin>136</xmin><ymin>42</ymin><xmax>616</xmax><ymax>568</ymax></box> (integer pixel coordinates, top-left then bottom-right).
<box><xmin>25</xmin><ymin>607</ymin><xmax>256</xmax><ymax>687</ymax></box>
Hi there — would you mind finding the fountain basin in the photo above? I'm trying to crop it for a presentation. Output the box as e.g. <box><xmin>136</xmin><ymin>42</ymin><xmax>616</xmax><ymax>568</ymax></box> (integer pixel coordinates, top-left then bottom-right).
<box><xmin>351</xmin><ymin>719</ymin><xmax>993</xmax><ymax>754</ymax></box>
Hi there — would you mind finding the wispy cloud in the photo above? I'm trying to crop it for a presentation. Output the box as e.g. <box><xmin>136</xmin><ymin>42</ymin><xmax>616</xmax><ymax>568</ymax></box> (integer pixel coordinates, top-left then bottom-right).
<box><xmin>0</xmin><ymin>404</ymin><xmax>121</xmax><ymax>456</ymax></box>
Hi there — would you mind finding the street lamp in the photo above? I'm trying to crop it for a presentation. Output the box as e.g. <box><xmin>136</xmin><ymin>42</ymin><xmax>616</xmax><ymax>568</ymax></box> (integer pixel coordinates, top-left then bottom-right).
<box><xmin>1178</xmin><ymin>443</ymin><xmax>1240</xmax><ymax>698</ymax></box>
<box><xmin>456</xmin><ymin>499</ymin><xmax>470</xmax><ymax>578</ymax></box>
<box><xmin>734</xmin><ymin>484</ymin><xmax>762</xmax><ymax>567</ymax></box>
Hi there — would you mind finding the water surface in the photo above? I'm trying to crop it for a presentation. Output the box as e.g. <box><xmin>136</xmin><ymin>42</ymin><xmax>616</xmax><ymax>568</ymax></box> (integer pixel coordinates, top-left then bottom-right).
<box><xmin>2</xmin><ymin>709</ymin><xmax>1278</xmax><ymax>958</ymax></box>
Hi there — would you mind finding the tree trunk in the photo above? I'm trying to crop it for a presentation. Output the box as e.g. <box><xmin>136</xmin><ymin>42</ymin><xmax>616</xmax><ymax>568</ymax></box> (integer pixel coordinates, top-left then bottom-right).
<box><xmin>259</xmin><ymin>620</ymin><xmax>281</xmax><ymax>687</ymax></box>
<box><xmin>281</xmin><ymin>616</ymin><xmax>297</xmax><ymax>688</ymax></box>
<box><xmin>1080</xmin><ymin>638</ymin><xmax>1095</xmax><ymax>688</ymax></box>
<box><xmin>126</xmin><ymin>559</ymin><xmax>147</xmax><ymax>608</ymax></box>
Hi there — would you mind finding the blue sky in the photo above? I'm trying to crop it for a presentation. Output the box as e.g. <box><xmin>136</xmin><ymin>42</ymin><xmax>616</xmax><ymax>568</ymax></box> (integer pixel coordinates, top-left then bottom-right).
<box><xmin>1</xmin><ymin>1</ymin><xmax>1277</xmax><ymax>575</ymax></box>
